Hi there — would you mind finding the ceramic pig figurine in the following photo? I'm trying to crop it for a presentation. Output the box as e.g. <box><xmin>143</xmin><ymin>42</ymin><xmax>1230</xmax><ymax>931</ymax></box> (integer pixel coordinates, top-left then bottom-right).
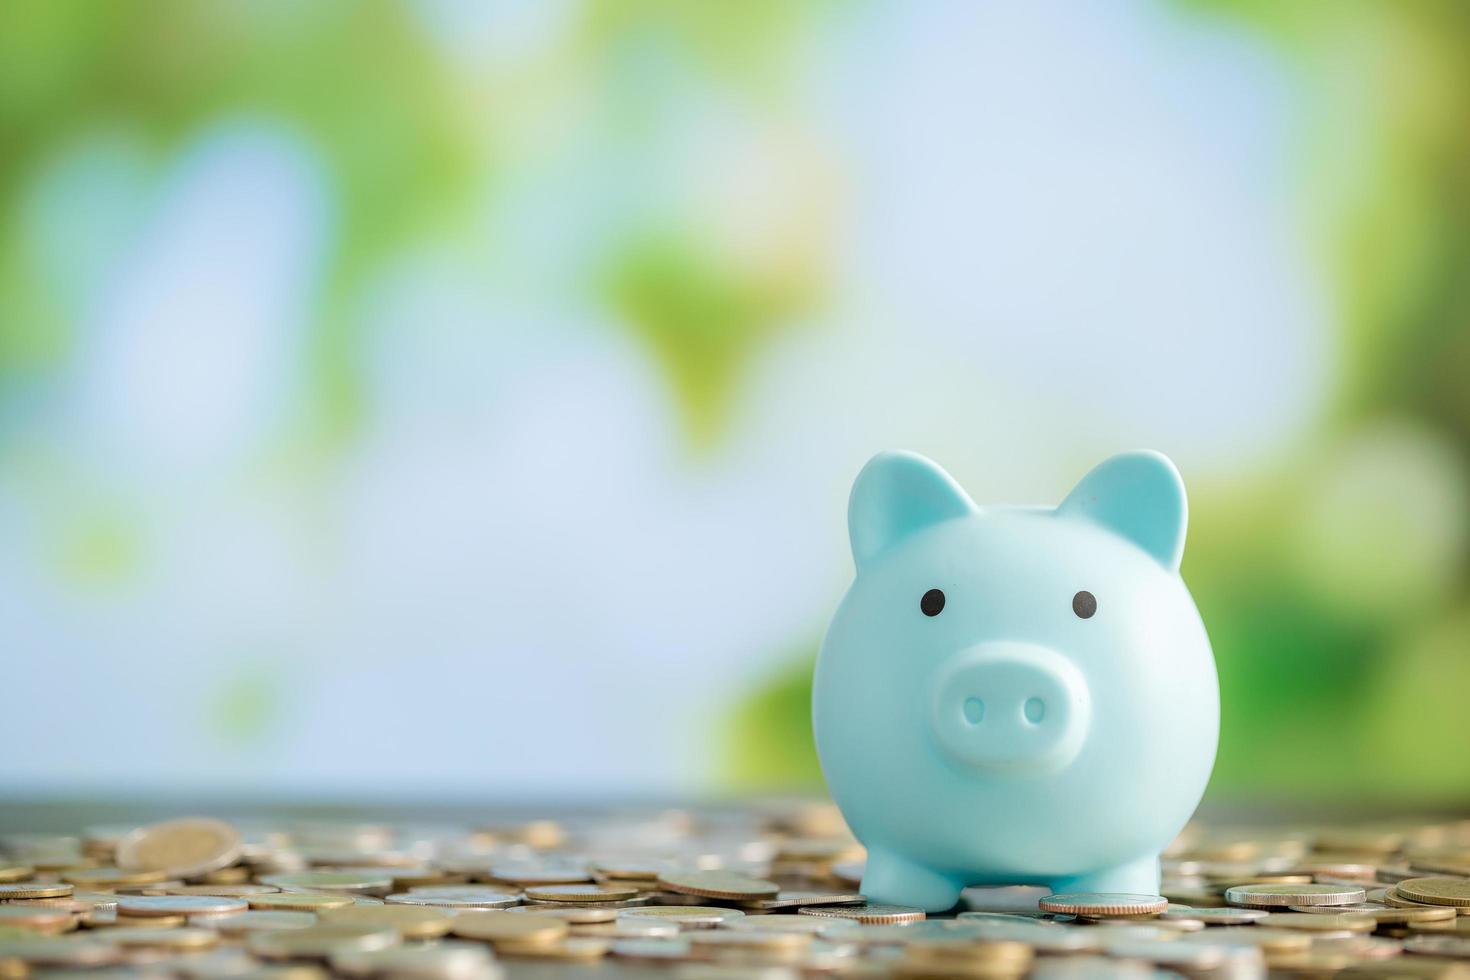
<box><xmin>813</xmin><ymin>450</ymin><xmax>1218</xmax><ymax>911</ymax></box>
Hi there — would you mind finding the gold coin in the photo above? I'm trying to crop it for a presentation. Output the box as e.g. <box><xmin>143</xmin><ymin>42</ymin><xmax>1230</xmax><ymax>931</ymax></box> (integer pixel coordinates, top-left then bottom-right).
<box><xmin>247</xmin><ymin>925</ymin><xmax>400</xmax><ymax>960</ymax></box>
<box><xmin>497</xmin><ymin>937</ymin><xmax>609</xmax><ymax>960</ymax></box>
<box><xmin>114</xmin><ymin>818</ymin><xmax>240</xmax><ymax>880</ymax></box>
<box><xmin>0</xmin><ymin>884</ymin><xmax>71</xmax><ymax>900</ymax></box>
<box><xmin>657</xmin><ymin>871</ymin><xmax>780</xmax><ymax>901</ymax></box>
<box><xmin>524</xmin><ymin>883</ymin><xmax>640</xmax><ymax>903</ymax></box>
<box><xmin>106</xmin><ymin>913</ymin><xmax>187</xmax><ymax>928</ymax></box>
<box><xmin>0</xmin><ymin>906</ymin><xmax>75</xmax><ymax>933</ymax></box>
<box><xmin>318</xmin><ymin>904</ymin><xmax>454</xmax><ymax>939</ymax></box>
<box><xmin>1224</xmin><ymin>883</ymin><xmax>1365</xmax><ymax>908</ymax></box>
<box><xmin>450</xmin><ymin>910</ymin><xmax>568</xmax><ymax>945</ymax></box>
<box><xmin>246</xmin><ymin>891</ymin><xmax>356</xmax><ymax>912</ymax></box>
<box><xmin>102</xmin><ymin>926</ymin><xmax>220</xmax><ymax>949</ymax></box>
<box><xmin>0</xmin><ymin>871</ymin><xmax>32</xmax><ymax>885</ymax></box>
<box><xmin>1400</xmin><ymin>879</ymin><xmax>1470</xmax><ymax>908</ymax></box>
<box><xmin>1264</xmin><ymin>912</ymin><xmax>1377</xmax><ymax>933</ymax></box>
<box><xmin>61</xmin><ymin>867</ymin><xmax>168</xmax><ymax>888</ymax></box>
<box><xmin>1038</xmin><ymin>893</ymin><xmax>1168</xmax><ymax>916</ymax></box>
<box><xmin>115</xmin><ymin>894</ymin><xmax>247</xmax><ymax>917</ymax></box>
<box><xmin>1294</xmin><ymin>903</ymin><xmax>1454</xmax><ymax>924</ymax></box>
<box><xmin>621</xmin><ymin>906</ymin><xmax>746</xmax><ymax>928</ymax></box>
<box><xmin>194</xmin><ymin>865</ymin><xmax>252</xmax><ymax>884</ymax></box>
<box><xmin>798</xmin><ymin>903</ymin><xmax>926</xmax><ymax>924</ymax></box>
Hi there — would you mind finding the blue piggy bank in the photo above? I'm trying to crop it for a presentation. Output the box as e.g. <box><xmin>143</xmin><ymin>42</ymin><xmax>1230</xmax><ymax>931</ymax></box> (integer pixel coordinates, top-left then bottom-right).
<box><xmin>813</xmin><ymin>450</ymin><xmax>1218</xmax><ymax>911</ymax></box>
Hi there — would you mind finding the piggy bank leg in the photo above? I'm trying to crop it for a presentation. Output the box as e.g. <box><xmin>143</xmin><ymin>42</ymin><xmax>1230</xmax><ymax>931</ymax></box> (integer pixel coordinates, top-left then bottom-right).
<box><xmin>1051</xmin><ymin>854</ymin><xmax>1161</xmax><ymax>896</ymax></box>
<box><xmin>861</xmin><ymin>850</ymin><xmax>964</xmax><ymax>912</ymax></box>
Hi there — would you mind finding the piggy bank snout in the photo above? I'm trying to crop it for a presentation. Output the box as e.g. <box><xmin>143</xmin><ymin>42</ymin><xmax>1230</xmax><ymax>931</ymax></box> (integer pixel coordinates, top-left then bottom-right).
<box><xmin>930</xmin><ymin>643</ymin><xmax>1091</xmax><ymax>774</ymax></box>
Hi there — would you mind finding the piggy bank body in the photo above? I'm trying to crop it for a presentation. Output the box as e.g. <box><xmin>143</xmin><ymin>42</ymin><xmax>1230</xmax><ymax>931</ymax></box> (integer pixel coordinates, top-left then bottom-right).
<box><xmin>813</xmin><ymin>451</ymin><xmax>1218</xmax><ymax>911</ymax></box>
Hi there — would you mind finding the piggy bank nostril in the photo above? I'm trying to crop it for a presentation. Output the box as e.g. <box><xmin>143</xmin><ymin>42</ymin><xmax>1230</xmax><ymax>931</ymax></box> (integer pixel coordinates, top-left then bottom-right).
<box><xmin>962</xmin><ymin>697</ymin><xmax>985</xmax><ymax>725</ymax></box>
<box><xmin>1023</xmin><ymin>697</ymin><xmax>1046</xmax><ymax>724</ymax></box>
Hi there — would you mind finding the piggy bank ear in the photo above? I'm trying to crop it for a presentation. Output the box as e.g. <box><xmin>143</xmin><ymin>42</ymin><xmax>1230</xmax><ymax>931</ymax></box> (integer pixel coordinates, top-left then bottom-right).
<box><xmin>849</xmin><ymin>451</ymin><xmax>976</xmax><ymax>569</ymax></box>
<box><xmin>1056</xmin><ymin>451</ymin><xmax>1187</xmax><ymax>571</ymax></box>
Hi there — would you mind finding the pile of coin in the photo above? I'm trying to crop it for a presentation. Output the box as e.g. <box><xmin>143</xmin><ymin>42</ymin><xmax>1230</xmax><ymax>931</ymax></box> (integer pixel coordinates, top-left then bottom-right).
<box><xmin>1</xmin><ymin>807</ymin><xmax>1470</xmax><ymax>977</ymax></box>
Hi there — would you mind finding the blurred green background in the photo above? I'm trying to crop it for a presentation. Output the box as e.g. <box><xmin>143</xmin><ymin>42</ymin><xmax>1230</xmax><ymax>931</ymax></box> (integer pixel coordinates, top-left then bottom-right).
<box><xmin>2</xmin><ymin>1</ymin><xmax>1467</xmax><ymax>803</ymax></box>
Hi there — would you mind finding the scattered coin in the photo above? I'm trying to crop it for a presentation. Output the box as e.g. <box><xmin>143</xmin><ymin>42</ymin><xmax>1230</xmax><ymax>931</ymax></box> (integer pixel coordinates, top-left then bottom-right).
<box><xmin>724</xmin><ymin>916</ymin><xmax>855</xmax><ymax>936</ymax></box>
<box><xmin>115</xmin><ymin>893</ymin><xmax>248</xmax><ymax>917</ymax></box>
<box><xmin>1400</xmin><ymin>879</ymin><xmax>1470</xmax><ymax>908</ymax></box>
<box><xmin>386</xmin><ymin>888</ymin><xmax>519</xmax><ymax>909</ymax></box>
<box><xmin>102</xmin><ymin>925</ymin><xmax>220</xmax><ymax>949</ymax></box>
<box><xmin>798</xmin><ymin>903</ymin><xmax>926</xmax><ymax>924</ymax></box>
<box><xmin>318</xmin><ymin>904</ymin><xmax>455</xmax><ymax>939</ymax></box>
<box><xmin>60</xmin><ymin>866</ymin><xmax>168</xmax><ymax>888</ymax></box>
<box><xmin>688</xmin><ymin>929</ymin><xmax>810</xmax><ymax>955</ymax></box>
<box><xmin>1038</xmin><ymin>893</ymin><xmax>1168</xmax><ymax>916</ymax></box>
<box><xmin>1264</xmin><ymin>911</ymin><xmax>1378</xmax><ymax>933</ymax></box>
<box><xmin>451</xmin><ymin>910</ymin><xmax>567</xmax><ymax>945</ymax></box>
<box><xmin>165</xmin><ymin>883</ymin><xmax>281</xmax><ymax>896</ymax></box>
<box><xmin>108</xmin><ymin>912</ymin><xmax>188</xmax><ymax>928</ymax></box>
<box><xmin>0</xmin><ymin>883</ymin><xmax>72</xmax><ymax>900</ymax></box>
<box><xmin>614</xmin><ymin>918</ymin><xmax>690</xmax><ymax>938</ymax></box>
<box><xmin>507</xmin><ymin>904</ymin><xmax>616</xmax><ymax>923</ymax></box>
<box><xmin>622</xmin><ymin>906</ymin><xmax>747</xmax><ymax>928</ymax></box>
<box><xmin>209</xmin><ymin>910</ymin><xmax>319</xmax><ymax>934</ymax></box>
<box><xmin>657</xmin><ymin>870</ymin><xmax>781</xmax><ymax>901</ymax></box>
<box><xmin>1225</xmin><ymin>882</ymin><xmax>1366</xmax><ymax>908</ymax></box>
<box><xmin>0</xmin><ymin>906</ymin><xmax>76</xmax><ymax>934</ymax></box>
<box><xmin>524</xmin><ymin>883</ymin><xmax>640</xmax><ymax>902</ymax></box>
<box><xmin>498</xmin><ymin>936</ymin><xmax>610</xmax><ymax>960</ymax></box>
<box><xmin>115</xmin><ymin>818</ymin><xmax>241</xmax><ymax>879</ymax></box>
<box><xmin>261</xmin><ymin>871</ymin><xmax>393</xmax><ymax>895</ymax></box>
<box><xmin>484</xmin><ymin>866</ymin><xmax>588</xmax><ymax>886</ymax></box>
<box><xmin>1161</xmin><ymin>906</ymin><xmax>1267</xmax><ymax>925</ymax></box>
<box><xmin>3</xmin><ymin>808</ymin><xmax>1468</xmax><ymax>976</ymax></box>
<box><xmin>0</xmin><ymin>936</ymin><xmax>117</xmax><ymax>967</ymax></box>
<box><xmin>248</xmin><ymin>925</ymin><xmax>400</xmax><ymax>960</ymax></box>
<box><xmin>1404</xmin><ymin>936</ymin><xmax>1470</xmax><ymax>958</ymax></box>
<box><xmin>752</xmin><ymin>889</ymin><xmax>865</xmax><ymax>910</ymax></box>
<box><xmin>246</xmin><ymin>891</ymin><xmax>357</xmax><ymax>912</ymax></box>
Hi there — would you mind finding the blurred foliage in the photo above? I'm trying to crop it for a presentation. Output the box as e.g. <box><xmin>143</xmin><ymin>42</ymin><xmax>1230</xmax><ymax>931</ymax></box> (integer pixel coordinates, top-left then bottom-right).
<box><xmin>3</xmin><ymin>0</ymin><xmax>1469</xmax><ymax>801</ymax></box>
<box><xmin>731</xmin><ymin>0</ymin><xmax>1470</xmax><ymax>802</ymax></box>
<box><xmin>0</xmin><ymin>0</ymin><xmax>476</xmax><ymax>446</ymax></box>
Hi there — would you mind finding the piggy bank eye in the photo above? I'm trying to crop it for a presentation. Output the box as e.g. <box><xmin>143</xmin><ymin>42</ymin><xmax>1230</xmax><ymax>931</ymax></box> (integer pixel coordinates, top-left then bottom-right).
<box><xmin>920</xmin><ymin>589</ymin><xmax>945</xmax><ymax>617</ymax></box>
<box><xmin>1073</xmin><ymin>590</ymin><xmax>1097</xmax><ymax>619</ymax></box>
